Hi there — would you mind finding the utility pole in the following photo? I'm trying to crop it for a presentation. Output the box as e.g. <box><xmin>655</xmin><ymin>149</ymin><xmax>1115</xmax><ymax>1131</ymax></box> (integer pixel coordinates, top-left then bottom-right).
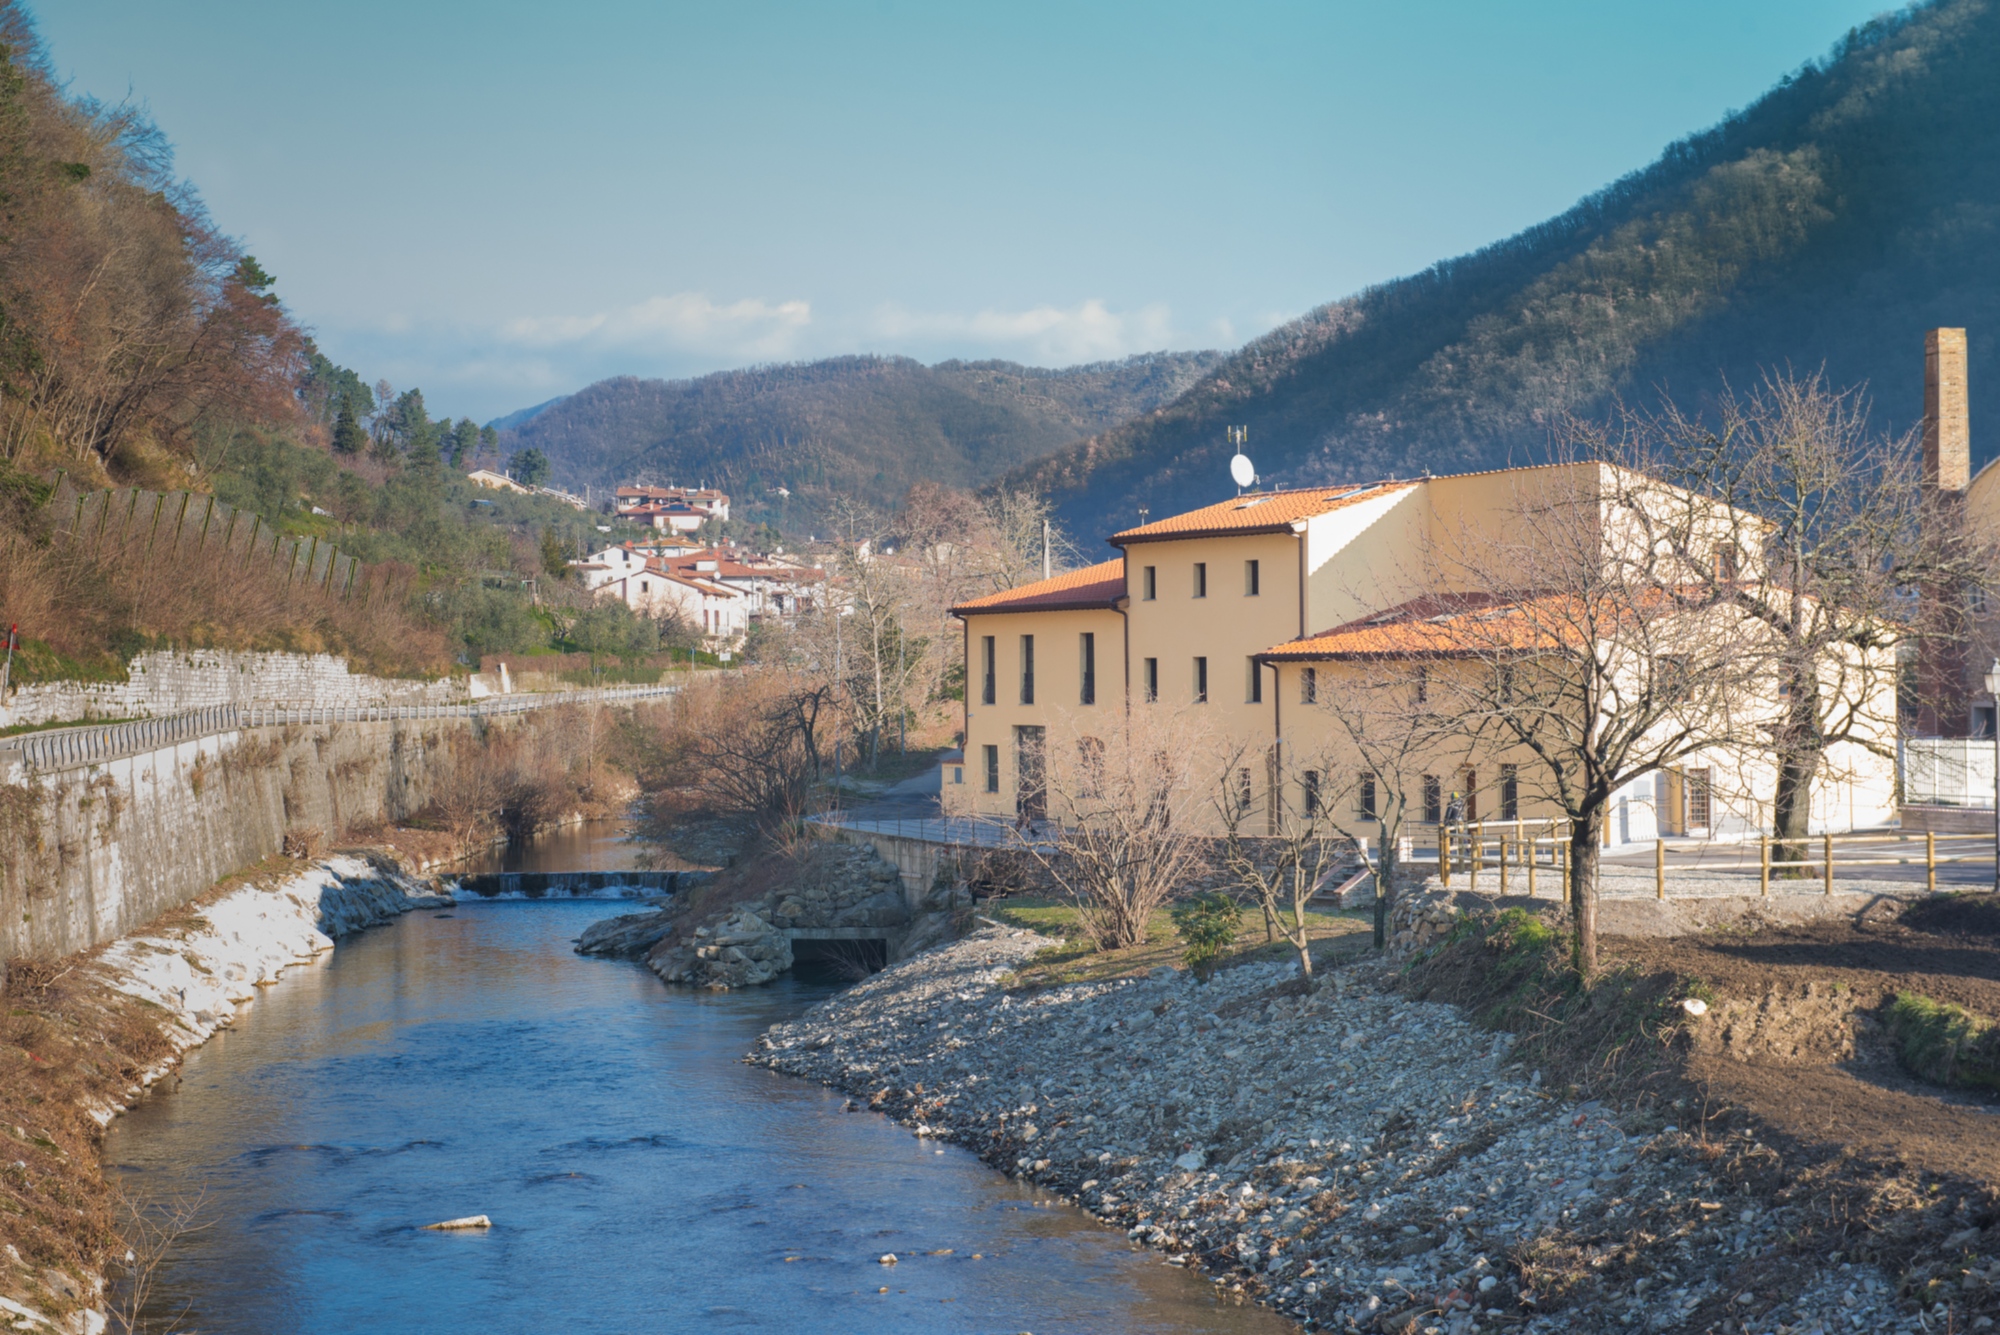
<box><xmin>1042</xmin><ymin>518</ymin><xmax>1051</xmax><ymax>580</ymax></box>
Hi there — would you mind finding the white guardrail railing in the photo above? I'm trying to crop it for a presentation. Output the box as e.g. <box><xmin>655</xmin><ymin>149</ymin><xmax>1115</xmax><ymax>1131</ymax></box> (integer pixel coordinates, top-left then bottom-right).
<box><xmin>0</xmin><ymin>685</ymin><xmax>678</xmax><ymax>777</ymax></box>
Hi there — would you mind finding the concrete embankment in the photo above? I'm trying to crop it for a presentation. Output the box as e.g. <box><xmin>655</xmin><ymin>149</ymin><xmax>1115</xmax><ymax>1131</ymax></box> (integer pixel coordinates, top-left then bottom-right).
<box><xmin>752</xmin><ymin>926</ymin><xmax>1933</xmax><ymax>1334</ymax></box>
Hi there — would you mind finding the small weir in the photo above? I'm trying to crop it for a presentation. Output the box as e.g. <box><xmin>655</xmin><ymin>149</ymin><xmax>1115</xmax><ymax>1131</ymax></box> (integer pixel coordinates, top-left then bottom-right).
<box><xmin>452</xmin><ymin>869</ymin><xmax>706</xmax><ymax>899</ymax></box>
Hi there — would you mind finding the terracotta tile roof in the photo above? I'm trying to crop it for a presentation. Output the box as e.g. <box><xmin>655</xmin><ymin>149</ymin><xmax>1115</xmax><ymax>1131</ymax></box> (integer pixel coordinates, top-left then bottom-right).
<box><xmin>1261</xmin><ymin>592</ymin><xmax>1574</xmax><ymax>659</ymax></box>
<box><xmin>1110</xmin><ymin>483</ymin><xmax>1411</xmax><ymax>545</ymax></box>
<box><xmin>951</xmin><ymin>559</ymin><xmax>1126</xmax><ymax>616</ymax></box>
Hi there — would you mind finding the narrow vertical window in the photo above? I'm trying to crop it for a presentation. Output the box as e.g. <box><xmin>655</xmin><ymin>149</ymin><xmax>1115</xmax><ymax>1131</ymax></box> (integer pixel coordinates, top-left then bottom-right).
<box><xmin>1247</xmin><ymin>658</ymin><xmax>1262</xmax><ymax>704</ymax></box>
<box><xmin>1414</xmin><ymin>665</ymin><xmax>1429</xmax><ymax>706</ymax></box>
<box><xmin>1245</xmin><ymin>559</ymin><xmax>1260</xmax><ymax>596</ymax></box>
<box><xmin>1358</xmin><ymin>773</ymin><xmax>1376</xmax><ymax>820</ymax></box>
<box><xmin>1422</xmin><ymin>774</ymin><xmax>1441</xmax><ymax>824</ymax></box>
<box><xmin>1019</xmin><ymin>635</ymin><xmax>1035</xmax><ymax>705</ymax></box>
<box><xmin>1689</xmin><ymin>767</ymin><xmax>1712</xmax><ymax>828</ymax></box>
<box><xmin>1079</xmin><ymin>632</ymin><xmax>1096</xmax><ymax>705</ymax></box>
<box><xmin>1193</xmin><ymin>562</ymin><xmax>1207</xmax><ymax>598</ymax></box>
<box><xmin>1237</xmin><ymin>768</ymin><xmax>1254</xmax><ymax>815</ymax></box>
<box><xmin>1193</xmin><ymin>656</ymin><xmax>1208</xmax><ymax>702</ymax></box>
<box><xmin>981</xmin><ymin>635</ymin><xmax>996</xmax><ymax>706</ymax></box>
<box><xmin>1143</xmin><ymin>657</ymin><xmax>1159</xmax><ymax>701</ymax></box>
<box><xmin>1300</xmin><ymin>666</ymin><xmax>1317</xmax><ymax>705</ymax></box>
<box><xmin>1500</xmin><ymin>764</ymin><xmax>1519</xmax><ymax>821</ymax></box>
<box><xmin>983</xmin><ymin>744</ymin><xmax>1000</xmax><ymax>792</ymax></box>
<box><xmin>1142</xmin><ymin>565</ymin><xmax>1156</xmax><ymax>600</ymax></box>
<box><xmin>1303</xmin><ymin>769</ymin><xmax>1322</xmax><ymax>816</ymax></box>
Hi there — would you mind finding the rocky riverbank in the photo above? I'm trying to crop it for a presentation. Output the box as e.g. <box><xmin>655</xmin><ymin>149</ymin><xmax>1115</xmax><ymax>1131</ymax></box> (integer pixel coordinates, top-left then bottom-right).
<box><xmin>0</xmin><ymin>853</ymin><xmax>449</xmax><ymax>1333</ymax></box>
<box><xmin>752</xmin><ymin>923</ymin><xmax>1942</xmax><ymax>1334</ymax></box>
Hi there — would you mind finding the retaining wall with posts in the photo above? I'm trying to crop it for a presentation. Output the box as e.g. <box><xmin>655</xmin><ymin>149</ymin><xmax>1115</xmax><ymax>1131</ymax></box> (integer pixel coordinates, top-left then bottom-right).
<box><xmin>0</xmin><ymin>686</ymin><xmax>677</xmax><ymax>971</ymax></box>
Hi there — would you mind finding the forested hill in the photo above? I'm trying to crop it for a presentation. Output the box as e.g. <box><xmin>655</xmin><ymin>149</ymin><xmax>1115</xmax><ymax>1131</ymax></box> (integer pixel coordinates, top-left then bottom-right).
<box><xmin>495</xmin><ymin>351</ymin><xmax>1221</xmax><ymax>525</ymax></box>
<box><xmin>1021</xmin><ymin>0</ymin><xmax>2000</xmax><ymax>538</ymax></box>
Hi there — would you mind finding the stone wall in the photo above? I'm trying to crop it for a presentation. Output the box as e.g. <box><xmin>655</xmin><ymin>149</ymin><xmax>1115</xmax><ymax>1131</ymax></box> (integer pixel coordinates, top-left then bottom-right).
<box><xmin>0</xmin><ymin>648</ymin><xmax>460</xmax><ymax>729</ymax></box>
<box><xmin>0</xmin><ymin>714</ymin><xmax>494</xmax><ymax>967</ymax></box>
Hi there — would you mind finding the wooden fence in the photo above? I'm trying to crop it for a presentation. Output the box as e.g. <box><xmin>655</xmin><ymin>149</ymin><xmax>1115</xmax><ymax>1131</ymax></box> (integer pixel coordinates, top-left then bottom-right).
<box><xmin>1432</xmin><ymin>819</ymin><xmax>1992</xmax><ymax>898</ymax></box>
<box><xmin>37</xmin><ymin>472</ymin><xmax>362</xmax><ymax>598</ymax></box>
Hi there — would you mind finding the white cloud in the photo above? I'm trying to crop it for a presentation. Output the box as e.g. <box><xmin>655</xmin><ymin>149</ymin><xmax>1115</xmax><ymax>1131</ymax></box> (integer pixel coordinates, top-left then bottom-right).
<box><xmin>868</xmin><ymin>298</ymin><xmax>1175</xmax><ymax>365</ymax></box>
<box><xmin>498</xmin><ymin>292</ymin><xmax>813</xmax><ymax>360</ymax></box>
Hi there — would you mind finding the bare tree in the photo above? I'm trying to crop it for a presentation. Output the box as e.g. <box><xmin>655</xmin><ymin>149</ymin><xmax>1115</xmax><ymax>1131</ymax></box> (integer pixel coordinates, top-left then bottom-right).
<box><xmin>1215</xmin><ymin>743</ymin><xmax>1350</xmax><ymax>976</ymax></box>
<box><xmin>1638</xmin><ymin>372</ymin><xmax>1986</xmax><ymax>866</ymax></box>
<box><xmin>1431</xmin><ymin>459</ymin><xmax>1765</xmax><ymax>976</ymax></box>
<box><xmin>1019</xmin><ymin>705</ymin><xmax>1211</xmax><ymax>950</ymax></box>
<box><xmin>1298</xmin><ymin>659</ymin><xmax>1462</xmax><ymax>949</ymax></box>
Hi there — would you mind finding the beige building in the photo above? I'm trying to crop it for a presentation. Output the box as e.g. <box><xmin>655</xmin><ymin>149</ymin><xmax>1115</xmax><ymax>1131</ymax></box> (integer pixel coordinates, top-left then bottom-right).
<box><xmin>950</xmin><ymin>462</ymin><xmax>1900</xmax><ymax>845</ymax></box>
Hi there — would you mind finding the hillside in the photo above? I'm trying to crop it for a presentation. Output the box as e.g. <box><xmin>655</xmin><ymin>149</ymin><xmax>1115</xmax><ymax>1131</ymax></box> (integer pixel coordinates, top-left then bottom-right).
<box><xmin>495</xmin><ymin>351</ymin><xmax>1222</xmax><ymax>526</ymax></box>
<box><xmin>1021</xmin><ymin>0</ymin><xmax>2000</xmax><ymax>537</ymax></box>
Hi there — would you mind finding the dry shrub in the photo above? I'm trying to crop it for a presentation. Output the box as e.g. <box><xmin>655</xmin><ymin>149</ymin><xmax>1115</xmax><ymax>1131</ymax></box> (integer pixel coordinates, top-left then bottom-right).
<box><xmin>0</xmin><ymin>503</ymin><xmax>451</xmax><ymax>680</ymax></box>
<box><xmin>630</xmin><ymin>671</ymin><xmax>838</xmax><ymax>845</ymax></box>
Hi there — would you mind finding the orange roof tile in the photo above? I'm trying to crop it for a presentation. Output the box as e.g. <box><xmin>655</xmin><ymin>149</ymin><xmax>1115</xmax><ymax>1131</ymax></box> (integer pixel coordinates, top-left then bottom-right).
<box><xmin>1261</xmin><ymin>593</ymin><xmax>1577</xmax><ymax>659</ymax></box>
<box><xmin>1110</xmin><ymin>483</ymin><xmax>1411</xmax><ymax>545</ymax></box>
<box><xmin>951</xmin><ymin>559</ymin><xmax>1126</xmax><ymax>616</ymax></box>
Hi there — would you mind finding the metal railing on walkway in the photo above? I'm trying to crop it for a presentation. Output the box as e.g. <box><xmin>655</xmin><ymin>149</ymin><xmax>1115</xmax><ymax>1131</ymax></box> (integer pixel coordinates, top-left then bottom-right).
<box><xmin>809</xmin><ymin>811</ymin><xmax>1042</xmax><ymax>850</ymax></box>
<box><xmin>0</xmin><ymin>685</ymin><xmax>678</xmax><ymax>777</ymax></box>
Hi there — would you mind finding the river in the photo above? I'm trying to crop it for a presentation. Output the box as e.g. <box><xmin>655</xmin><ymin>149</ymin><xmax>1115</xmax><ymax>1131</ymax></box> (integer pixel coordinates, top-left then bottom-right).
<box><xmin>103</xmin><ymin>900</ymin><xmax>1293</xmax><ymax>1333</ymax></box>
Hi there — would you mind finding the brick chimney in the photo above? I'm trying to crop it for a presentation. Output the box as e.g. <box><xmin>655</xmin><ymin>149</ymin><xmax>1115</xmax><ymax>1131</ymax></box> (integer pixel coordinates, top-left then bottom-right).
<box><xmin>1924</xmin><ymin>326</ymin><xmax>1970</xmax><ymax>492</ymax></box>
<box><xmin>1914</xmin><ymin>327</ymin><xmax>1973</xmax><ymax>737</ymax></box>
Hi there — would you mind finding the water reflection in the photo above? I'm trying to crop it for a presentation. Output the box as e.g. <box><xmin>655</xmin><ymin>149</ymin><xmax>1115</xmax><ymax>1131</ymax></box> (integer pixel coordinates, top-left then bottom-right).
<box><xmin>105</xmin><ymin>903</ymin><xmax>1292</xmax><ymax>1334</ymax></box>
<box><xmin>457</xmin><ymin>819</ymin><xmax>651</xmax><ymax>875</ymax></box>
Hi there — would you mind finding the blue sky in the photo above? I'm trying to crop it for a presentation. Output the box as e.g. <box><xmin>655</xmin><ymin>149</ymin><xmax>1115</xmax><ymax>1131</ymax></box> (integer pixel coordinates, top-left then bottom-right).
<box><xmin>36</xmin><ymin>0</ymin><xmax>1893</xmax><ymax>422</ymax></box>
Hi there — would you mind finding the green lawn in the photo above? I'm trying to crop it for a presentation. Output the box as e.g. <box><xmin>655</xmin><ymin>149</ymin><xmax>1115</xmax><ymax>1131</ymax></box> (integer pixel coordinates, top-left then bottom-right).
<box><xmin>986</xmin><ymin>895</ymin><xmax>1376</xmax><ymax>989</ymax></box>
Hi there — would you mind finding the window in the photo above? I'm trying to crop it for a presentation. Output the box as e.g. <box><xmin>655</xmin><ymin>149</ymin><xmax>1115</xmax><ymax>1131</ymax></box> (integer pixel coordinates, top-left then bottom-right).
<box><xmin>1079</xmin><ymin>632</ymin><xmax>1096</xmax><ymax>705</ymax></box>
<box><xmin>1358</xmin><ymin>772</ymin><xmax>1376</xmax><ymax>820</ymax></box>
<box><xmin>983</xmin><ymin>744</ymin><xmax>1000</xmax><ymax>792</ymax></box>
<box><xmin>1497</xmin><ymin>663</ymin><xmax>1515</xmax><ymax>703</ymax></box>
<box><xmin>1500</xmin><ymin>764</ymin><xmax>1519</xmax><ymax>821</ymax></box>
<box><xmin>1247</xmin><ymin>658</ymin><xmax>1262</xmax><ymax>704</ymax></box>
<box><xmin>1977</xmin><ymin>705</ymin><xmax>1998</xmax><ymax>739</ymax></box>
<box><xmin>1019</xmin><ymin>634</ymin><xmax>1035</xmax><ymax>705</ymax></box>
<box><xmin>1716</xmin><ymin>544</ymin><xmax>1740</xmax><ymax>581</ymax></box>
<box><xmin>1688</xmin><ymin>767</ymin><xmax>1712</xmax><ymax>828</ymax></box>
<box><xmin>1458</xmin><ymin>768</ymin><xmax>1478</xmax><ymax>821</ymax></box>
<box><xmin>1143</xmin><ymin>657</ymin><xmax>1159</xmax><ymax>701</ymax></box>
<box><xmin>1015</xmin><ymin>725</ymin><xmax>1047</xmax><ymax>819</ymax></box>
<box><xmin>1656</xmin><ymin>654</ymin><xmax>1690</xmax><ymax>694</ymax></box>
<box><xmin>1142</xmin><ymin>565</ymin><xmax>1157</xmax><ymax>600</ymax></box>
<box><xmin>1245</xmin><ymin>559</ymin><xmax>1260</xmax><ymax>596</ymax></box>
<box><xmin>952</xmin><ymin>766</ymin><xmax>964</xmax><ymax>785</ymax></box>
<box><xmin>981</xmin><ymin>636</ymin><xmax>996</xmax><ymax>705</ymax></box>
<box><xmin>1414</xmin><ymin>666</ymin><xmax>1430</xmax><ymax>707</ymax></box>
<box><xmin>1193</xmin><ymin>656</ymin><xmax>1208</xmax><ymax>702</ymax></box>
<box><xmin>1236</xmin><ymin>768</ymin><xmax>1254</xmax><ymax>816</ymax></box>
<box><xmin>640</xmin><ymin>579</ymin><xmax>649</xmax><ymax>593</ymax></box>
<box><xmin>1300</xmin><ymin>666</ymin><xmax>1317</xmax><ymax>705</ymax></box>
<box><xmin>1078</xmin><ymin>736</ymin><xmax>1105</xmax><ymax>796</ymax></box>
<box><xmin>1422</xmin><ymin>774</ymin><xmax>1442</xmax><ymax>824</ymax></box>
<box><xmin>1193</xmin><ymin>562</ymin><xmax>1207</xmax><ymax>598</ymax></box>
<box><xmin>1303</xmin><ymin>769</ymin><xmax>1322</xmax><ymax>816</ymax></box>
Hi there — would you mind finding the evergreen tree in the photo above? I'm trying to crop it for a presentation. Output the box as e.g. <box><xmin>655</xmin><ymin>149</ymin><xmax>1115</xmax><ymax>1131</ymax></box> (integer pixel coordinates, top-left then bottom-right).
<box><xmin>450</xmin><ymin>418</ymin><xmax>479</xmax><ymax>469</ymax></box>
<box><xmin>510</xmin><ymin>447</ymin><xmax>550</xmax><ymax>488</ymax></box>
<box><xmin>331</xmin><ymin>403</ymin><xmax>363</xmax><ymax>455</ymax></box>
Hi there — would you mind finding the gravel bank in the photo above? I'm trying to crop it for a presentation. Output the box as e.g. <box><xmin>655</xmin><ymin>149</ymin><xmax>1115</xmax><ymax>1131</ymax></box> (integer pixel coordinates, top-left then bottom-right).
<box><xmin>753</xmin><ymin>925</ymin><xmax>1940</xmax><ymax>1334</ymax></box>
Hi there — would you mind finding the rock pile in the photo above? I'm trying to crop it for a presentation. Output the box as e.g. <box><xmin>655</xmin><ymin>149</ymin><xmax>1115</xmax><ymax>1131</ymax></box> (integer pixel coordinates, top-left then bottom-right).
<box><xmin>1388</xmin><ymin>882</ymin><xmax>1464</xmax><ymax>954</ymax></box>
<box><xmin>575</xmin><ymin>902</ymin><xmax>682</xmax><ymax>957</ymax></box>
<box><xmin>753</xmin><ymin>924</ymin><xmax>1936</xmax><ymax>1333</ymax></box>
<box><xmin>651</xmin><ymin>906</ymin><xmax>795</xmax><ymax>988</ymax></box>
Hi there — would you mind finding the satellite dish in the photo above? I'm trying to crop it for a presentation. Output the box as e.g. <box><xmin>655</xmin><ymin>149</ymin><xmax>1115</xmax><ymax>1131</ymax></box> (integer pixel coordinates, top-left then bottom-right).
<box><xmin>1229</xmin><ymin>453</ymin><xmax>1256</xmax><ymax>489</ymax></box>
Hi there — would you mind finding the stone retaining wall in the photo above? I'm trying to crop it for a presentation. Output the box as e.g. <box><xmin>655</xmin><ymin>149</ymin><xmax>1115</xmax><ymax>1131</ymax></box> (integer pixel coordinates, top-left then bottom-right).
<box><xmin>0</xmin><ymin>713</ymin><xmax>503</xmax><ymax>968</ymax></box>
<box><xmin>1</xmin><ymin>648</ymin><xmax>460</xmax><ymax>729</ymax></box>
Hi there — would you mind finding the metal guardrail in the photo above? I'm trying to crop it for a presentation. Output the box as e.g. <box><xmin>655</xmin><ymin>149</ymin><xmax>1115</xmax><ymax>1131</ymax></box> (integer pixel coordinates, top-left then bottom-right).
<box><xmin>0</xmin><ymin>685</ymin><xmax>678</xmax><ymax>777</ymax></box>
<box><xmin>810</xmin><ymin>812</ymin><xmax>1049</xmax><ymax>851</ymax></box>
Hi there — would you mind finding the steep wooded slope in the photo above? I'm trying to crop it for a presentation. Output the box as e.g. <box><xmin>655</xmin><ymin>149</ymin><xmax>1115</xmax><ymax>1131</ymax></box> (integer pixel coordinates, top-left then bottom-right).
<box><xmin>1023</xmin><ymin>0</ymin><xmax>2000</xmax><ymax>536</ymax></box>
<box><xmin>497</xmin><ymin>352</ymin><xmax>1221</xmax><ymax>525</ymax></box>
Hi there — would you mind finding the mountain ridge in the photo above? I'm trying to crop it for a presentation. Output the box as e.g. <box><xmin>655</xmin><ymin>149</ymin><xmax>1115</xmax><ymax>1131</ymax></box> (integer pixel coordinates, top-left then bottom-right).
<box><xmin>1019</xmin><ymin>0</ymin><xmax>2000</xmax><ymax>537</ymax></box>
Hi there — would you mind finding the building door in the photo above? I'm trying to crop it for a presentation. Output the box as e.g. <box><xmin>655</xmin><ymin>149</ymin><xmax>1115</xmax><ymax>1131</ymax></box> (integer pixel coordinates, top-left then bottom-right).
<box><xmin>1014</xmin><ymin>725</ymin><xmax>1047</xmax><ymax>820</ymax></box>
<box><xmin>1457</xmin><ymin>768</ymin><xmax>1478</xmax><ymax>822</ymax></box>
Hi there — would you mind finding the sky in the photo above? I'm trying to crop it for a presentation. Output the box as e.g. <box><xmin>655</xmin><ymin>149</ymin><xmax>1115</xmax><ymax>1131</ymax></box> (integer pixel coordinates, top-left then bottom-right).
<box><xmin>35</xmin><ymin>0</ymin><xmax>1896</xmax><ymax>424</ymax></box>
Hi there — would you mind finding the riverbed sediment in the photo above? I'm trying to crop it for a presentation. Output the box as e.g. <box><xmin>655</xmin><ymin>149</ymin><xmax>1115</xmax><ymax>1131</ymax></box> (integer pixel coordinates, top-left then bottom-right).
<box><xmin>752</xmin><ymin>923</ymin><xmax>1933</xmax><ymax>1334</ymax></box>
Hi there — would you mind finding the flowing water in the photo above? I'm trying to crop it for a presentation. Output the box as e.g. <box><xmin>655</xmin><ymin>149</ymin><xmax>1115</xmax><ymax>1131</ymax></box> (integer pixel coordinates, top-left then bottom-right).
<box><xmin>457</xmin><ymin>819</ymin><xmax>652</xmax><ymax>875</ymax></box>
<box><xmin>104</xmin><ymin>901</ymin><xmax>1291</xmax><ymax>1333</ymax></box>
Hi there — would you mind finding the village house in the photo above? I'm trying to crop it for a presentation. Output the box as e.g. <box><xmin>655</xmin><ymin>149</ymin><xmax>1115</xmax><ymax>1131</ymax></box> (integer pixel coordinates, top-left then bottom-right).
<box><xmin>948</xmin><ymin>463</ymin><xmax>1900</xmax><ymax>847</ymax></box>
<box><xmin>466</xmin><ymin>468</ymin><xmax>532</xmax><ymax>494</ymax></box>
<box><xmin>613</xmin><ymin>485</ymin><xmax>731</xmax><ymax>532</ymax></box>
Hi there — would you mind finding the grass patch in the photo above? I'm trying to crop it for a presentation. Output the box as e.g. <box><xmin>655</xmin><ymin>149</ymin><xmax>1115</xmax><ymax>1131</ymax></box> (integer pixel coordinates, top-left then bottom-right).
<box><xmin>1404</xmin><ymin>905</ymin><xmax>1693</xmax><ymax>1103</ymax></box>
<box><xmin>1882</xmin><ymin>991</ymin><xmax>2000</xmax><ymax>1092</ymax></box>
<box><xmin>988</xmin><ymin>895</ymin><xmax>1372</xmax><ymax>989</ymax></box>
